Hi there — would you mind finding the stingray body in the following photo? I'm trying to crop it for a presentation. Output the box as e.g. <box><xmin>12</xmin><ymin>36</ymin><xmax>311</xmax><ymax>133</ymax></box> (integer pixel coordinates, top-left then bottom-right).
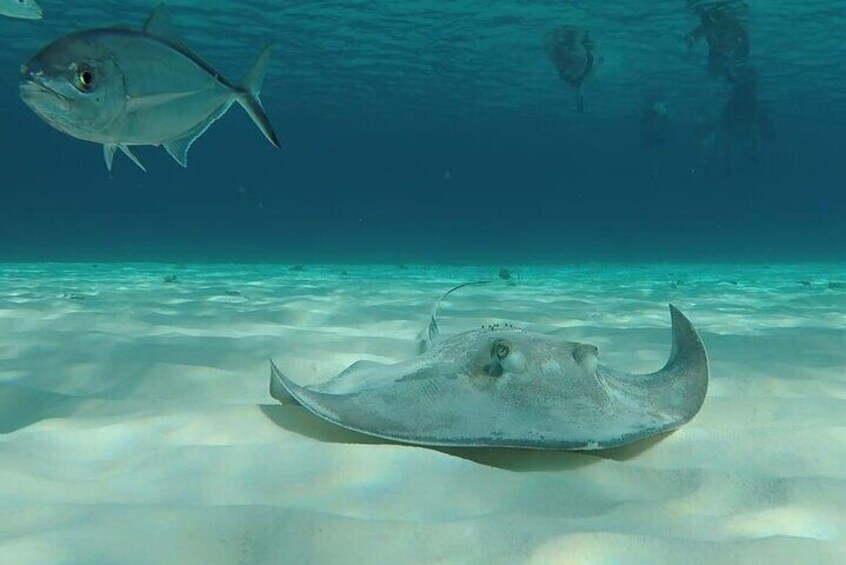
<box><xmin>270</xmin><ymin>283</ymin><xmax>709</xmax><ymax>450</ymax></box>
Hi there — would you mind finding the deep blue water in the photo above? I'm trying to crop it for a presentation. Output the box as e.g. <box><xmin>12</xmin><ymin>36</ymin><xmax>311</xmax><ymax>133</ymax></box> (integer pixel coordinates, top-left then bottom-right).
<box><xmin>0</xmin><ymin>1</ymin><xmax>843</xmax><ymax>263</ymax></box>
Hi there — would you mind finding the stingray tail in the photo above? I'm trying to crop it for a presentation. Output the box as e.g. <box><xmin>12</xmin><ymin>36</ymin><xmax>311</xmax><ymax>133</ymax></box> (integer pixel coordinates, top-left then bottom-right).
<box><xmin>422</xmin><ymin>280</ymin><xmax>492</xmax><ymax>351</ymax></box>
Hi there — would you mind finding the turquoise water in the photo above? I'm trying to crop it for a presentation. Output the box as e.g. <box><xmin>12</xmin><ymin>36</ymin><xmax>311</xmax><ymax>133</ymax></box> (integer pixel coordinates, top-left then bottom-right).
<box><xmin>0</xmin><ymin>1</ymin><xmax>843</xmax><ymax>260</ymax></box>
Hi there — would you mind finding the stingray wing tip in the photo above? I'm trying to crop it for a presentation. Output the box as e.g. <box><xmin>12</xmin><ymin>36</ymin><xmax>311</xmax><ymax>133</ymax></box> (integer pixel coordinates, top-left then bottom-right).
<box><xmin>665</xmin><ymin>303</ymin><xmax>710</xmax><ymax>416</ymax></box>
<box><xmin>269</xmin><ymin>359</ymin><xmax>299</xmax><ymax>404</ymax></box>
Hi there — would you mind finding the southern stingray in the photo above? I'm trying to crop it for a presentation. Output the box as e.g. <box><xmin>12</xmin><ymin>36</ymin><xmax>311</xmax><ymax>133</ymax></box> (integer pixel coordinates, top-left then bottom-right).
<box><xmin>269</xmin><ymin>282</ymin><xmax>709</xmax><ymax>450</ymax></box>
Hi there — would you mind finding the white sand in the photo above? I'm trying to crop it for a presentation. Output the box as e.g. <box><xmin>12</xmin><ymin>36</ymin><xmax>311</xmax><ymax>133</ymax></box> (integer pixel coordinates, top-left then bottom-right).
<box><xmin>0</xmin><ymin>262</ymin><xmax>844</xmax><ymax>564</ymax></box>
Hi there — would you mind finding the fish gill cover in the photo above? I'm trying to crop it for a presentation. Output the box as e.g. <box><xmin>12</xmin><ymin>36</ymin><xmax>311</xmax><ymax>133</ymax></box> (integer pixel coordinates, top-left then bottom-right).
<box><xmin>0</xmin><ymin>0</ymin><xmax>843</xmax><ymax>262</ymax></box>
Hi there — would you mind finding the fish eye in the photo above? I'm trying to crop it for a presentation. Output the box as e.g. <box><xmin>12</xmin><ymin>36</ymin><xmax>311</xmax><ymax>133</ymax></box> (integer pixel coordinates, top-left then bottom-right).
<box><xmin>493</xmin><ymin>340</ymin><xmax>510</xmax><ymax>360</ymax></box>
<box><xmin>74</xmin><ymin>67</ymin><xmax>95</xmax><ymax>92</ymax></box>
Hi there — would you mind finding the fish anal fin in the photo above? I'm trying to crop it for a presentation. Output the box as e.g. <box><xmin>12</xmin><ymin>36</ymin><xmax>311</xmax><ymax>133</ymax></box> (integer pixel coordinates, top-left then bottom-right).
<box><xmin>162</xmin><ymin>138</ymin><xmax>190</xmax><ymax>168</ymax></box>
<box><xmin>119</xmin><ymin>145</ymin><xmax>147</xmax><ymax>172</ymax></box>
<box><xmin>161</xmin><ymin>101</ymin><xmax>233</xmax><ymax>168</ymax></box>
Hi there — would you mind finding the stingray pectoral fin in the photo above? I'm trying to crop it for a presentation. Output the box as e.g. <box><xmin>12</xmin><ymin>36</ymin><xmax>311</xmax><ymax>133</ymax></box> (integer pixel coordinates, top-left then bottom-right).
<box><xmin>658</xmin><ymin>304</ymin><xmax>710</xmax><ymax>421</ymax></box>
<box><xmin>268</xmin><ymin>359</ymin><xmax>383</xmax><ymax>438</ymax></box>
<box><xmin>268</xmin><ymin>358</ymin><xmax>436</xmax><ymax>444</ymax></box>
<box><xmin>269</xmin><ymin>358</ymin><xmax>399</xmax><ymax>406</ymax></box>
<box><xmin>269</xmin><ymin>359</ymin><xmax>300</xmax><ymax>405</ymax></box>
<box><xmin>598</xmin><ymin>304</ymin><xmax>709</xmax><ymax>443</ymax></box>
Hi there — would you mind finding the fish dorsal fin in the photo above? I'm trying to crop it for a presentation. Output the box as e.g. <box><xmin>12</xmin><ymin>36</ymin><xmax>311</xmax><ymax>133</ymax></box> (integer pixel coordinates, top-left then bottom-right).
<box><xmin>424</xmin><ymin>280</ymin><xmax>491</xmax><ymax>351</ymax></box>
<box><xmin>162</xmin><ymin>101</ymin><xmax>234</xmax><ymax>167</ymax></box>
<box><xmin>144</xmin><ymin>3</ymin><xmax>182</xmax><ymax>44</ymax></box>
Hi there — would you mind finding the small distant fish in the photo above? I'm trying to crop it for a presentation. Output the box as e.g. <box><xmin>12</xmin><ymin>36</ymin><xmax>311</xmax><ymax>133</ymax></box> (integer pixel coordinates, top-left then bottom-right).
<box><xmin>0</xmin><ymin>0</ymin><xmax>42</xmax><ymax>20</ymax></box>
<box><xmin>19</xmin><ymin>3</ymin><xmax>280</xmax><ymax>172</ymax></box>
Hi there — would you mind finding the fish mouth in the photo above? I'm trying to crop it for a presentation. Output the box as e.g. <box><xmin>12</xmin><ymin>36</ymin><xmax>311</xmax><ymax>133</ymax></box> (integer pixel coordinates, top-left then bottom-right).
<box><xmin>19</xmin><ymin>76</ymin><xmax>69</xmax><ymax>104</ymax></box>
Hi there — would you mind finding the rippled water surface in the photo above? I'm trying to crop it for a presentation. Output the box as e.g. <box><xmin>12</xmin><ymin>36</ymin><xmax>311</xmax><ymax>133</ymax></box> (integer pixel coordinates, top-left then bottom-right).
<box><xmin>0</xmin><ymin>1</ymin><xmax>842</xmax><ymax>260</ymax></box>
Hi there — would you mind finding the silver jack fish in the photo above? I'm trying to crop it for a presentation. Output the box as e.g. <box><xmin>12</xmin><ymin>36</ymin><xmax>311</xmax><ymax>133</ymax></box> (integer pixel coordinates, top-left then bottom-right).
<box><xmin>19</xmin><ymin>3</ymin><xmax>280</xmax><ymax>172</ymax></box>
<box><xmin>0</xmin><ymin>0</ymin><xmax>42</xmax><ymax>20</ymax></box>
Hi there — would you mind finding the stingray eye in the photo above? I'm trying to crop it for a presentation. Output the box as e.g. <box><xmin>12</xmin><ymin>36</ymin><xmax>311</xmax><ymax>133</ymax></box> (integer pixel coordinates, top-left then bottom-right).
<box><xmin>74</xmin><ymin>67</ymin><xmax>95</xmax><ymax>92</ymax></box>
<box><xmin>493</xmin><ymin>340</ymin><xmax>510</xmax><ymax>360</ymax></box>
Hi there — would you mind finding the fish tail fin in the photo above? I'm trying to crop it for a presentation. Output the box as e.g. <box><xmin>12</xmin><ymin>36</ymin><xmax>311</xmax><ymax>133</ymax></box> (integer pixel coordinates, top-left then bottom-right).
<box><xmin>236</xmin><ymin>44</ymin><xmax>280</xmax><ymax>148</ymax></box>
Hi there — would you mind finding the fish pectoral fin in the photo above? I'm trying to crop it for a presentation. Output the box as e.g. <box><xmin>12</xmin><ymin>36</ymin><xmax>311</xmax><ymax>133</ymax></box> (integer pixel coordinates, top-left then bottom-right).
<box><xmin>126</xmin><ymin>91</ymin><xmax>206</xmax><ymax>112</ymax></box>
<box><xmin>104</xmin><ymin>144</ymin><xmax>147</xmax><ymax>172</ymax></box>
<box><xmin>162</xmin><ymin>101</ymin><xmax>233</xmax><ymax>168</ymax></box>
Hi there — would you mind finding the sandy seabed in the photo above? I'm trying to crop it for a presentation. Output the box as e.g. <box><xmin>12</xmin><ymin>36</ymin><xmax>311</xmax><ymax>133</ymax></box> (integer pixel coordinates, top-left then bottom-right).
<box><xmin>0</xmin><ymin>262</ymin><xmax>844</xmax><ymax>564</ymax></box>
